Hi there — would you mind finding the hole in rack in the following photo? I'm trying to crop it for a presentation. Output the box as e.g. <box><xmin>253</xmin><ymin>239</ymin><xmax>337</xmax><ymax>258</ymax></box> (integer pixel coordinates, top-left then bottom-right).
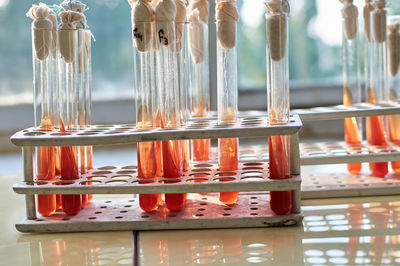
<box><xmin>250</xmin><ymin>197</ymin><xmax>258</xmax><ymax>199</ymax></box>
<box><xmin>62</xmin><ymin>218</ymin><xmax>70</xmax><ymax>221</ymax></box>
<box><xmin>224</xmin><ymin>207</ymin><xmax>232</xmax><ymax>211</ymax></box>
<box><xmin>240</xmin><ymin>176</ymin><xmax>264</xmax><ymax>181</ymax></box>
<box><xmin>88</xmin><ymin>176</ymin><xmax>107</xmax><ymax>181</ymax></box>
<box><xmin>122</xmin><ymin>165</ymin><xmax>137</xmax><ymax>170</ymax></box>
<box><xmin>100</xmin><ymin>206</ymin><xmax>107</xmax><ymax>208</ymax></box>
<box><xmin>188</xmin><ymin>173</ymin><xmax>210</xmax><ymax>177</ymax></box>
<box><xmin>215</xmin><ymin>172</ymin><xmax>237</xmax><ymax>176</ymax></box>
<box><xmin>194</xmin><ymin>163</ymin><xmax>214</xmax><ymax>168</ymax></box>
<box><xmin>200</xmin><ymin>203</ymin><xmax>207</xmax><ymax>206</ymax></box>
<box><xmin>124</xmin><ymin>205</ymin><xmax>132</xmax><ymax>208</ymax></box>
<box><xmin>105</xmin><ymin>201</ymin><xmax>112</xmax><ymax>203</ymax></box>
<box><xmin>250</xmin><ymin>207</ymin><xmax>258</xmax><ymax>210</ymax></box>
<box><xmin>141</xmin><ymin>215</ymin><xmax>149</xmax><ymax>218</ymax></box>
<box><xmin>95</xmin><ymin>211</ymin><xmax>102</xmax><ymax>214</ymax></box>
<box><xmin>129</xmin><ymin>200</ymin><xmax>135</xmax><ymax>202</ymax></box>
<box><xmin>120</xmin><ymin>210</ymin><xmax>128</xmax><ymax>213</ymax></box>
<box><xmin>198</xmin><ymin>208</ymin><xmax>206</xmax><ymax>211</ymax></box>
<box><xmin>223</xmin><ymin>213</ymin><xmax>231</xmax><ymax>216</ymax></box>
<box><xmin>92</xmin><ymin>171</ymin><xmax>112</xmax><ymax>175</ymax></box>
<box><xmin>98</xmin><ymin>166</ymin><xmax>117</xmax><ymax>170</ymax></box>
<box><xmin>115</xmin><ymin>216</ymin><xmax>123</xmax><ymax>219</ymax></box>
<box><xmin>117</xmin><ymin>170</ymin><xmax>136</xmax><ymax>175</ymax></box>
<box><xmin>186</xmin><ymin>177</ymin><xmax>209</xmax><ymax>183</ymax></box>
<box><xmin>111</xmin><ymin>175</ymin><xmax>132</xmax><ymax>180</ymax></box>
<box><xmin>89</xmin><ymin>217</ymin><xmax>96</xmax><ymax>220</ymax></box>
<box><xmin>24</xmin><ymin>131</ymin><xmax>46</xmax><ymax>136</ymax></box>
<box><xmin>243</xmin><ymin>167</ymin><xmax>264</xmax><ymax>171</ymax></box>
<box><xmin>105</xmin><ymin>180</ymin><xmax>128</xmax><ymax>185</ymax></box>
<box><xmin>251</xmin><ymin>202</ymin><xmax>258</xmax><ymax>205</ymax></box>
<box><xmin>250</xmin><ymin>213</ymin><xmax>258</xmax><ymax>216</ymax></box>
<box><xmin>243</xmin><ymin>162</ymin><xmax>263</xmax><ymax>166</ymax></box>
<box><xmin>195</xmin><ymin>214</ymin><xmax>204</xmax><ymax>217</ymax></box>
<box><xmin>192</xmin><ymin>168</ymin><xmax>212</xmax><ymax>173</ymax></box>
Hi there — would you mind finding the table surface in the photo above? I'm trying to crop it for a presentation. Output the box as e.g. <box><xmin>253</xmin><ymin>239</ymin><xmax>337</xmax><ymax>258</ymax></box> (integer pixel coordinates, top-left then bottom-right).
<box><xmin>1</xmin><ymin>159</ymin><xmax>400</xmax><ymax>266</ymax></box>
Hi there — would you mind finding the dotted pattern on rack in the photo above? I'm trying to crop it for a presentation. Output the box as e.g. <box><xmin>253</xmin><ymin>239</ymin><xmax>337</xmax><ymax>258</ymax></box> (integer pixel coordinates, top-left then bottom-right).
<box><xmin>236</xmin><ymin>145</ymin><xmax>400</xmax><ymax>198</ymax></box>
<box><xmin>293</xmin><ymin>102</ymin><xmax>400</xmax><ymax>121</ymax></box>
<box><xmin>22</xmin><ymin>162</ymin><xmax>268</xmax><ymax>186</ymax></box>
<box><xmin>11</xmin><ymin>115</ymin><xmax>302</xmax><ymax>147</ymax></box>
<box><xmin>16</xmin><ymin>194</ymin><xmax>303</xmax><ymax>233</ymax></box>
<box><xmin>13</xmin><ymin>162</ymin><xmax>301</xmax><ymax>195</ymax></box>
<box><xmin>300</xmin><ymin>141</ymin><xmax>400</xmax><ymax>165</ymax></box>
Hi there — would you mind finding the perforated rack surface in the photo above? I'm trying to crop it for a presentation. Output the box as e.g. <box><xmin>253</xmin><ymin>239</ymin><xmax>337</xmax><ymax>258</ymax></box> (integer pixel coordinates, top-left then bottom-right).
<box><xmin>11</xmin><ymin>114</ymin><xmax>302</xmax><ymax>147</ymax></box>
<box><xmin>13</xmin><ymin>162</ymin><xmax>301</xmax><ymax>195</ymax></box>
<box><xmin>13</xmin><ymin>114</ymin><xmax>303</xmax><ymax>233</ymax></box>
<box><xmin>293</xmin><ymin>102</ymin><xmax>400</xmax><ymax>121</ymax></box>
<box><xmin>16</xmin><ymin>194</ymin><xmax>303</xmax><ymax>233</ymax></box>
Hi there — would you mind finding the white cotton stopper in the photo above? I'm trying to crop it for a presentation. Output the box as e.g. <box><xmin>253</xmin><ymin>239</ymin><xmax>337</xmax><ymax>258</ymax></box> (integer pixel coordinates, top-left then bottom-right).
<box><xmin>340</xmin><ymin>0</ymin><xmax>358</xmax><ymax>40</ymax></box>
<box><xmin>130</xmin><ymin>0</ymin><xmax>155</xmax><ymax>52</ymax></box>
<box><xmin>58</xmin><ymin>11</ymin><xmax>84</xmax><ymax>63</ymax></box>
<box><xmin>174</xmin><ymin>0</ymin><xmax>187</xmax><ymax>51</ymax></box>
<box><xmin>189</xmin><ymin>9</ymin><xmax>204</xmax><ymax>64</ymax></box>
<box><xmin>388</xmin><ymin>23</ymin><xmax>400</xmax><ymax>77</ymax></box>
<box><xmin>47</xmin><ymin>10</ymin><xmax>58</xmax><ymax>52</ymax></box>
<box><xmin>155</xmin><ymin>0</ymin><xmax>176</xmax><ymax>47</ymax></box>
<box><xmin>26</xmin><ymin>4</ymin><xmax>53</xmax><ymax>60</ymax></box>
<box><xmin>364</xmin><ymin>0</ymin><xmax>374</xmax><ymax>42</ymax></box>
<box><xmin>188</xmin><ymin>0</ymin><xmax>209</xmax><ymax>24</ymax></box>
<box><xmin>216</xmin><ymin>0</ymin><xmax>239</xmax><ymax>50</ymax></box>
<box><xmin>371</xmin><ymin>0</ymin><xmax>387</xmax><ymax>43</ymax></box>
<box><xmin>265</xmin><ymin>0</ymin><xmax>289</xmax><ymax>61</ymax></box>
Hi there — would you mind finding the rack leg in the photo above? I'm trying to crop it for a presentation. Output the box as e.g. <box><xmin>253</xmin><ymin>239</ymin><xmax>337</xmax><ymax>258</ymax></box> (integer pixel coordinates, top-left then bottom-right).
<box><xmin>23</xmin><ymin>147</ymin><xmax>36</xmax><ymax>220</ymax></box>
<box><xmin>290</xmin><ymin>132</ymin><xmax>300</xmax><ymax>176</ymax></box>
<box><xmin>291</xmin><ymin>132</ymin><xmax>301</xmax><ymax>214</ymax></box>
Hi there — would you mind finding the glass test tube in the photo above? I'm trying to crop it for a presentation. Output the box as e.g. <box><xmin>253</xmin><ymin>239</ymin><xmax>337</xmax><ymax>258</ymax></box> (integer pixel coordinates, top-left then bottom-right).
<box><xmin>386</xmin><ymin>16</ymin><xmax>400</xmax><ymax>172</ymax></box>
<box><xmin>176</xmin><ymin>21</ymin><xmax>190</xmax><ymax>174</ymax></box>
<box><xmin>216</xmin><ymin>1</ymin><xmax>239</xmax><ymax>205</ymax></box>
<box><xmin>189</xmin><ymin>13</ymin><xmax>211</xmax><ymax>162</ymax></box>
<box><xmin>132</xmin><ymin>19</ymin><xmax>161</xmax><ymax>212</ymax></box>
<box><xmin>366</xmin><ymin>1</ymin><xmax>388</xmax><ymax>177</ymax></box>
<box><xmin>265</xmin><ymin>1</ymin><xmax>292</xmax><ymax>215</ymax></box>
<box><xmin>77</xmin><ymin>29</ymin><xmax>92</xmax><ymax>207</ymax></box>
<box><xmin>341</xmin><ymin>1</ymin><xmax>362</xmax><ymax>174</ymax></box>
<box><xmin>58</xmin><ymin>28</ymin><xmax>82</xmax><ymax>215</ymax></box>
<box><xmin>32</xmin><ymin>27</ymin><xmax>57</xmax><ymax>217</ymax></box>
<box><xmin>156</xmin><ymin>19</ymin><xmax>186</xmax><ymax>211</ymax></box>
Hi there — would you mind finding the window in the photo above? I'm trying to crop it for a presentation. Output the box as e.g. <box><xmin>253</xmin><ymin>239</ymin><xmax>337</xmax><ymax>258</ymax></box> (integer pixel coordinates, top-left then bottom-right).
<box><xmin>237</xmin><ymin>0</ymin><xmax>400</xmax><ymax>91</ymax></box>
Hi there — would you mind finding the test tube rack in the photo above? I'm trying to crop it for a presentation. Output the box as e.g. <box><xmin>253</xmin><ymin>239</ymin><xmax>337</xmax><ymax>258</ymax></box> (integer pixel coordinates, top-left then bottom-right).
<box><xmin>223</xmin><ymin>103</ymin><xmax>400</xmax><ymax>199</ymax></box>
<box><xmin>11</xmin><ymin>114</ymin><xmax>303</xmax><ymax>233</ymax></box>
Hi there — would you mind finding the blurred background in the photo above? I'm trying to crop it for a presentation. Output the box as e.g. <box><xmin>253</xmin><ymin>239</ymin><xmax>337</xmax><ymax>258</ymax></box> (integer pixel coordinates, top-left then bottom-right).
<box><xmin>1</xmin><ymin>0</ymin><xmax>400</xmax><ymax>153</ymax></box>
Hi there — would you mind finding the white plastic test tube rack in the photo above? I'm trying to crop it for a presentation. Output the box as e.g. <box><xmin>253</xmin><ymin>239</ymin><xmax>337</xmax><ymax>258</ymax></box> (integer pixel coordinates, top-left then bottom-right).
<box><xmin>11</xmin><ymin>114</ymin><xmax>303</xmax><ymax>233</ymax></box>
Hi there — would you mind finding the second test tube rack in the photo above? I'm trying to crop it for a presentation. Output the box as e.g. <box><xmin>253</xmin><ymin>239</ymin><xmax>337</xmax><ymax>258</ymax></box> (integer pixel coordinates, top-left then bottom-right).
<box><xmin>11</xmin><ymin>115</ymin><xmax>303</xmax><ymax>233</ymax></box>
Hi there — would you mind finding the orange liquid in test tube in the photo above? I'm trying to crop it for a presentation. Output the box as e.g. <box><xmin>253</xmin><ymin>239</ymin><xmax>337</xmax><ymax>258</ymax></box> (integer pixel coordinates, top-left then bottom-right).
<box><xmin>268</xmin><ymin>135</ymin><xmax>292</xmax><ymax>215</ymax></box>
<box><xmin>37</xmin><ymin>146</ymin><xmax>56</xmax><ymax>216</ymax></box>
<box><xmin>366</xmin><ymin>89</ymin><xmax>388</xmax><ymax>177</ymax></box>
<box><xmin>60</xmin><ymin>119</ymin><xmax>81</xmax><ymax>215</ymax></box>
<box><xmin>37</xmin><ymin>117</ymin><xmax>56</xmax><ymax>216</ymax></box>
<box><xmin>343</xmin><ymin>86</ymin><xmax>362</xmax><ymax>174</ymax></box>
<box><xmin>163</xmin><ymin>140</ymin><xmax>186</xmax><ymax>211</ymax></box>
<box><xmin>138</xmin><ymin>142</ymin><xmax>162</xmax><ymax>212</ymax></box>
<box><xmin>218</xmin><ymin>138</ymin><xmax>239</xmax><ymax>205</ymax></box>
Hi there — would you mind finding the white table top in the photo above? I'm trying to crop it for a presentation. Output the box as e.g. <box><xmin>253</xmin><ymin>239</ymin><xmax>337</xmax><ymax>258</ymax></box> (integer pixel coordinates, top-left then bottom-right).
<box><xmin>1</xmin><ymin>166</ymin><xmax>400</xmax><ymax>265</ymax></box>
